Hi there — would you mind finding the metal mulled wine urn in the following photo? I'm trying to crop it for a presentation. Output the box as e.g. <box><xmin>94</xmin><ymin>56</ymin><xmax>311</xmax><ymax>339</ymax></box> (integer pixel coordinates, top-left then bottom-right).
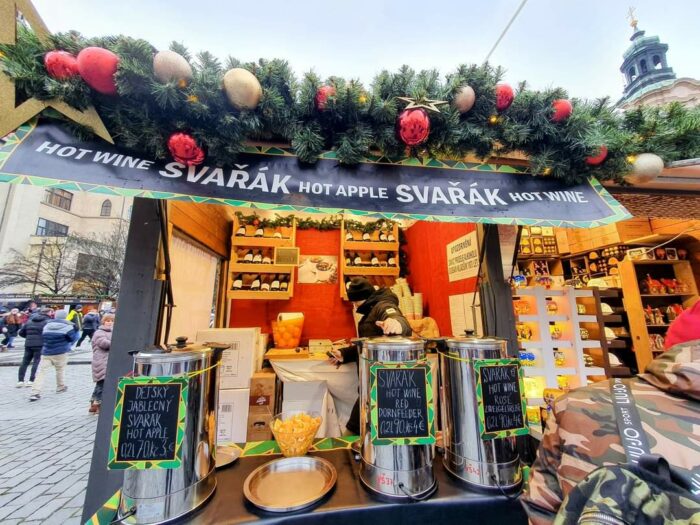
<box><xmin>117</xmin><ymin>338</ymin><xmax>227</xmax><ymax>524</ymax></box>
<box><xmin>439</xmin><ymin>337</ymin><xmax>522</xmax><ymax>491</ymax></box>
<box><xmin>358</xmin><ymin>336</ymin><xmax>437</xmax><ymax>500</ymax></box>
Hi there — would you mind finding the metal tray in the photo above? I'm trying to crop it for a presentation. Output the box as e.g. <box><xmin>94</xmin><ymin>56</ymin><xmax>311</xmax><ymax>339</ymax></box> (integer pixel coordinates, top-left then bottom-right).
<box><xmin>243</xmin><ymin>456</ymin><xmax>337</xmax><ymax>512</ymax></box>
<box><xmin>216</xmin><ymin>445</ymin><xmax>241</xmax><ymax>469</ymax></box>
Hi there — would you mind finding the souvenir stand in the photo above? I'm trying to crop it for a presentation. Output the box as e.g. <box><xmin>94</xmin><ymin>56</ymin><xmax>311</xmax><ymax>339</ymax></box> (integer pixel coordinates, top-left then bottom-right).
<box><xmin>1</xmin><ymin>2</ymin><xmax>698</xmax><ymax>524</ymax></box>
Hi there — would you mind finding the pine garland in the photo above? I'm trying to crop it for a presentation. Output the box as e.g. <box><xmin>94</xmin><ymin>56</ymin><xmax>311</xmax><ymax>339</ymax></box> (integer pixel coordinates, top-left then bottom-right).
<box><xmin>2</xmin><ymin>25</ymin><xmax>700</xmax><ymax>184</ymax></box>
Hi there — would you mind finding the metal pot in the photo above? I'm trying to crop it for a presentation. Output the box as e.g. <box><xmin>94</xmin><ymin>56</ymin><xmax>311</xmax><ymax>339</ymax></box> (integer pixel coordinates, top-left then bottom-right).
<box><xmin>439</xmin><ymin>337</ymin><xmax>522</xmax><ymax>491</ymax></box>
<box><xmin>117</xmin><ymin>339</ymin><xmax>226</xmax><ymax>524</ymax></box>
<box><xmin>358</xmin><ymin>336</ymin><xmax>436</xmax><ymax>501</ymax></box>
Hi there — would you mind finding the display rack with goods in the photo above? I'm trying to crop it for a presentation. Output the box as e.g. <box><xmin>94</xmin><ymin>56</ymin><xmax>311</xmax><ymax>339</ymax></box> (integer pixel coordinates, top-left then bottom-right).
<box><xmin>229</xmin><ymin>214</ymin><xmax>297</xmax><ymax>300</ymax></box>
<box><xmin>562</xmin><ymin>245</ymin><xmax>629</xmax><ymax>285</ymax></box>
<box><xmin>619</xmin><ymin>256</ymin><xmax>699</xmax><ymax>371</ymax></box>
<box><xmin>339</xmin><ymin>220</ymin><xmax>400</xmax><ymax>299</ymax></box>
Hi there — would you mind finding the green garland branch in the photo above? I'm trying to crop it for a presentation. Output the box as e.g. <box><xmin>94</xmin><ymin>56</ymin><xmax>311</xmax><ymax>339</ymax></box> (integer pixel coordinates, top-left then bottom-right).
<box><xmin>2</xmin><ymin>25</ymin><xmax>700</xmax><ymax>184</ymax></box>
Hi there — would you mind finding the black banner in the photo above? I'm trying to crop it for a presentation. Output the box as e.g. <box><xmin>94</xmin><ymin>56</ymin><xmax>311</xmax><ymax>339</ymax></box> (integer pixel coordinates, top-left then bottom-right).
<box><xmin>0</xmin><ymin>121</ymin><xmax>630</xmax><ymax>226</ymax></box>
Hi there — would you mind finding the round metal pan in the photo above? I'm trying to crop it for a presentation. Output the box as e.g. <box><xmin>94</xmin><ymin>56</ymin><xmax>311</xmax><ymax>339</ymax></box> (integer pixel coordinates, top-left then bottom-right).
<box><xmin>243</xmin><ymin>456</ymin><xmax>337</xmax><ymax>512</ymax></box>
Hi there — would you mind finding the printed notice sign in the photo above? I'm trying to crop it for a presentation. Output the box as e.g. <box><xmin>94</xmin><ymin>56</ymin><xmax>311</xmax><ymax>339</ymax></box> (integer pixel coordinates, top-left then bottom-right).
<box><xmin>447</xmin><ymin>231</ymin><xmax>479</xmax><ymax>282</ymax></box>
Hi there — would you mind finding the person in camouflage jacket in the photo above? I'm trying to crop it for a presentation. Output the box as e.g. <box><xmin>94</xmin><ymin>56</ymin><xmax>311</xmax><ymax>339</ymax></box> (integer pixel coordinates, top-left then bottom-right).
<box><xmin>521</xmin><ymin>339</ymin><xmax>700</xmax><ymax>524</ymax></box>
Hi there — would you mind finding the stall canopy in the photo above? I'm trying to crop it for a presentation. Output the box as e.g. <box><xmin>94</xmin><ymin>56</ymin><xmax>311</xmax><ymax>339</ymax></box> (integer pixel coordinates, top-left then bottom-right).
<box><xmin>0</xmin><ymin>120</ymin><xmax>630</xmax><ymax>228</ymax></box>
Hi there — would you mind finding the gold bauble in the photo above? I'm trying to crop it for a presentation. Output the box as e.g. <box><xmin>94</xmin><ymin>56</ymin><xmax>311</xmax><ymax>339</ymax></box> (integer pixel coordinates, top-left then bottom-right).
<box><xmin>454</xmin><ymin>85</ymin><xmax>476</xmax><ymax>113</ymax></box>
<box><xmin>222</xmin><ymin>68</ymin><xmax>262</xmax><ymax>110</ymax></box>
<box><xmin>624</xmin><ymin>153</ymin><xmax>664</xmax><ymax>184</ymax></box>
<box><xmin>153</xmin><ymin>50</ymin><xmax>193</xmax><ymax>84</ymax></box>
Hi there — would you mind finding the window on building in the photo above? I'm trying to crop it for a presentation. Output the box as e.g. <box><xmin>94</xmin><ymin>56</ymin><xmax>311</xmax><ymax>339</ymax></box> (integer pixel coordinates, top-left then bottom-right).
<box><xmin>653</xmin><ymin>55</ymin><xmax>662</xmax><ymax>69</ymax></box>
<box><xmin>100</xmin><ymin>200</ymin><xmax>112</xmax><ymax>217</ymax></box>
<box><xmin>640</xmin><ymin>59</ymin><xmax>648</xmax><ymax>74</ymax></box>
<box><xmin>36</xmin><ymin>218</ymin><xmax>69</xmax><ymax>237</ymax></box>
<box><xmin>44</xmin><ymin>188</ymin><xmax>73</xmax><ymax>210</ymax></box>
<box><xmin>628</xmin><ymin>66</ymin><xmax>637</xmax><ymax>81</ymax></box>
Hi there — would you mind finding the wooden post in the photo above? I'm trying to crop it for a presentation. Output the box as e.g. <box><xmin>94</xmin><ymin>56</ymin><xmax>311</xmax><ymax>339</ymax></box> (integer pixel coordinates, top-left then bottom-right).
<box><xmin>82</xmin><ymin>198</ymin><xmax>163</xmax><ymax>521</ymax></box>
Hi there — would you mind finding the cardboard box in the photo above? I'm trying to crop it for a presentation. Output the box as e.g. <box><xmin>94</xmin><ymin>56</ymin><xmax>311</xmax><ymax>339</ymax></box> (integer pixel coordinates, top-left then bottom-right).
<box><xmin>249</xmin><ymin>370</ymin><xmax>277</xmax><ymax>409</ymax></box>
<box><xmin>247</xmin><ymin>406</ymin><xmax>273</xmax><ymax>442</ymax></box>
<box><xmin>217</xmin><ymin>388</ymin><xmax>249</xmax><ymax>444</ymax></box>
<box><xmin>196</xmin><ymin>328</ymin><xmax>260</xmax><ymax>389</ymax></box>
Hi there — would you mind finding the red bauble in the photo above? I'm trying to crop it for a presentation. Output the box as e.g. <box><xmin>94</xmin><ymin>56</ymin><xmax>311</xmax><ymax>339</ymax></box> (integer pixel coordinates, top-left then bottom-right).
<box><xmin>585</xmin><ymin>145</ymin><xmax>608</xmax><ymax>166</ymax></box>
<box><xmin>167</xmin><ymin>132</ymin><xmax>205</xmax><ymax>166</ymax></box>
<box><xmin>397</xmin><ymin>108</ymin><xmax>430</xmax><ymax>146</ymax></box>
<box><xmin>495</xmin><ymin>83</ymin><xmax>514</xmax><ymax>112</ymax></box>
<box><xmin>77</xmin><ymin>47</ymin><xmax>120</xmax><ymax>95</ymax></box>
<box><xmin>551</xmin><ymin>99</ymin><xmax>573</xmax><ymax>122</ymax></box>
<box><xmin>44</xmin><ymin>51</ymin><xmax>79</xmax><ymax>80</ymax></box>
<box><xmin>315</xmin><ymin>85</ymin><xmax>336</xmax><ymax>110</ymax></box>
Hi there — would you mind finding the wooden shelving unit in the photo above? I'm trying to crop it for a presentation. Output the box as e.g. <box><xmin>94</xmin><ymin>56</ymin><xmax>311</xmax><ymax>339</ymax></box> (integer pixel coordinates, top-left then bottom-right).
<box><xmin>339</xmin><ymin>220</ymin><xmax>400</xmax><ymax>299</ymax></box>
<box><xmin>619</xmin><ymin>258</ymin><xmax>699</xmax><ymax>372</ymax></box>
<box><xmin>228</xmin><ymin>215</ymin><xmax>297</xmax><ymax>300</ymax></box>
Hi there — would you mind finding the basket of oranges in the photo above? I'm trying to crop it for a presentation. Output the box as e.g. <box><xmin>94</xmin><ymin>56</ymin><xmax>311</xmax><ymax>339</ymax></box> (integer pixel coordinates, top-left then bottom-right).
<box><xmin>272</xmin><ymin>316</ymin><xmax>304</xmax><ymax>349</ymax></box>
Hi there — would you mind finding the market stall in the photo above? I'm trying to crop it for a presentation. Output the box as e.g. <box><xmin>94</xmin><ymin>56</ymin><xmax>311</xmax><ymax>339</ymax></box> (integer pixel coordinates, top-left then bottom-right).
<box><xmin>1</xmin><ymin>3</ymin><xmax>699</xmax><ymax>524</ymax></box>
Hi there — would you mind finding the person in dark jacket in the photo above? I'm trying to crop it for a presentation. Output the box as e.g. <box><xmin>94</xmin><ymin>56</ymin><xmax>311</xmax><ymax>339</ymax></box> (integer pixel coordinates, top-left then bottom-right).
<box><xmin>29</xmin><ymin>310</ymin><xmax>79</xmax><ymax>401</ymax></box>
<box><xmin>89</xmin><ymin>313</ymin><xmax>114</xmax><ymax>413</ymax></box>
<box><xmin>16</xmin><ymin>308</ymin><xmax>53</xmax><ymax>387</ymax></box>
<box><xmin>1</xmin><ymin>309</ymin><xmax>21</xmax><ymax>349</ymax></box>
<box><xmin>329</xmin><ymin>277</ymin><xmax>413</xmax><ymax>434</ymax></box>
<box><xmin>77</xmin><ymin>309</ymin><xmax>100</xmax><ymax>347</ymax></box>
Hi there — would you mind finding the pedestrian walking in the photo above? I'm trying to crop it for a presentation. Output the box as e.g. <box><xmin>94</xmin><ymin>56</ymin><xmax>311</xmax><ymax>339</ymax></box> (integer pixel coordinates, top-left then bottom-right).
<box><xmin>89</xmin><ymin>313</ymin><xmax>114</xmax><ymax>413</ymax></box>
<box><xmin>77</xmin><ymin>309</ymin><xmax>100</xmax><ymax>347</ymax></box>
<box><xmin>1</xmin><ymin>308</ymin><xmax>22</xmax><ymax>349</ymax></box>
<box><xmin>16</xmin><ymin>307</ymin><xmax>52</xmax><ymax>387</ymax></box>
<box><xmin>29</xmin><ymin>310</ymin><xmax>79</xmax><ymax>402</ymax></box>
<box><xmin>66</xmin><ymin>304</ymin><xmax>84</xmax><ymax>346</ymax></box>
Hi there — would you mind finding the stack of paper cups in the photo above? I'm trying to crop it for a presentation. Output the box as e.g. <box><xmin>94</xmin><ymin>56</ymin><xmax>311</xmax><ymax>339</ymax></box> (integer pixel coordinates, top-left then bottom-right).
<box><xmin>391</xmin><ymin>284</ymin><xmax>403</xmax><ymax>298</ymax></box>
<box><xmin>413</xmin><ymin>293</ymin><xmax>423</xmax><ymax>320</ymax></box>
<box><xmin>400</xmin><ymin>296</ymin><xmax>415</xmax><ymax>320</ymax></box>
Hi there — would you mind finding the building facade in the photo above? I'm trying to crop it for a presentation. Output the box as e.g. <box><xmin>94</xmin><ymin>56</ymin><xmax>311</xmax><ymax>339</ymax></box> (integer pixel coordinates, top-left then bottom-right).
<box><xmin>0</xmin><ymin>183</ymin><xmax>131</xmax><ymax>296</ymax></box>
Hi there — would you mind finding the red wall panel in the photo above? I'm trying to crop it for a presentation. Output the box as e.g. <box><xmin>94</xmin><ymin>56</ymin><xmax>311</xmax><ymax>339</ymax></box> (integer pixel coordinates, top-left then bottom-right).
<box><xmin>403</xmin><ymin>222</ymin><xmax>479</xmax><ymax>336</ymax></box>
<box><xmin>229</xmin><ymin>229</ymin><xmax>356</xmax><ymax>342</ymax></box>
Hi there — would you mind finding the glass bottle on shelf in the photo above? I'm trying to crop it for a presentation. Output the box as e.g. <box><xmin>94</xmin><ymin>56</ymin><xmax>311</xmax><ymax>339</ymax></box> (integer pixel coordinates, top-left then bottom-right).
<box><xmin>362</xmin><ymin>231</ymin><xmax>371</xmax><ymax>241</ymax></box>
<box><xmin>235</xmin><ymin>224</ymin><xmax>246</xmax><ymax>236</ymax></box>
<box><xmin>388</xmin><ymin>254</ymin><xmax>396</xmax><ymax>266</ymax></box>
<box><xmin>345</xmin><ymin>252</ymin><xmax>352</xmax><ymax>266</ymax></box>
<box><xmin>387</xmin><ymin>231</ymin><xmax>396</xmax><ymax>242</ymax></box>
<box><xmin>260</xmin><ymin>275</ymin><xmax>271</xmax><ymax>292</ymax></box>
<box><xmin>271</xmin><ymin>274</ymin><xmax>281</xmax><ymax>291</ymax></box>
<box><xmin>254</xmin><ymin>224</ymin><xmax>264</xmax><ymax>237</ymax></box>
<box><xmin>345</xmin><ymin>230</ymin><xmax>354</xmax><ymax>241</ymax></box>
<box><xmin>280</xmin><ymin>275</ymin><xmax>289</xmax><ymax>292</ymax></box>
<box><xmin>262</xmin><ymin>251</ymin><xmax>272</xmax><ymax>265</ymax></box>
<box><xmin>232</xmin><ymin>274</ymin><xmax>243</xmax><ymax>290</ymax></box>
<box><xmin>250</xmin><ymin>275</ymin><xmax>261</xmax><ymax>291</ymax></box>
<box><xmin>354</xmin><ymin>252</ymin><xmax>362</xmax><ymax>266</ymax></box>
<box><xmin>243</xmin><ymin>249</ymin><xmax>254</xmax><ymax>263</ymax></box>
<box><xmin>371</xmin><ymin>252</ymin><xmax>379</xmax><ymax>266</ymax></box>
<box><xmin>379</xmin><ymin>230</ymin><xmax>388</xmax><ymax>242</ymax></box>
<box><xmin>253</xmin><ymin>250</ymin><xmax>263</xmax><ymax>264</ymax></box>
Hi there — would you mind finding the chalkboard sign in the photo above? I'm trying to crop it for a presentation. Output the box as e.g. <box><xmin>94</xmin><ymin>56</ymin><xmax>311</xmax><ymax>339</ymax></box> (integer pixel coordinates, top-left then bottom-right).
<box><xmin>369</xmin><ymin>362</ymin><xmax>435</xmax><ymax>446</ymax></box>
<box><xmin>474</xmin><ymin>359</ymin><xmax>528</xmax><ymax>440</ymax></box>
<box><xmin>108</xmin><ymin>376</ymin><xmax>188</xmax><ymax>470</ymax></box>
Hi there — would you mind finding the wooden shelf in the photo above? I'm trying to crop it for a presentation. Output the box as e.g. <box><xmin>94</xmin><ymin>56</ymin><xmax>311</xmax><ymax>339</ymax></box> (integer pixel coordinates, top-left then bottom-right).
<box><xmin>584</xmin><ymin>367</ymin><xmax>606</xmax><ymax>375</ymax></box>
<box><xmin>607</xmin><ymin>340</ymin><xmax>628</xmax><ymax>349</ymax></box>
<box><xmin>580</xmin><ymin>340</ymin><xmax>602</xmax><ymax>349</ymax></box>
<box><xmin>230</xmin><ymin>263</ymin><xmax>294</xmax><ymax>274</ymax></box>
<box><xmin>640</xmin><ymin>293</ymin><xmax>696</xmax><ymax>298</ymax></box>
<box><xmin>545</xmin><ymin>315</ymin><xmax>569</xmax><ymax>322</ymax></box>
<box><xmin>344</xmin><ymin>240</ymin><xmax>399</xmax><ymax>252</ymax></box>
<box><xmin>228</xmin><ymin>290</ymin><xmax>291</xmax><ymax>300</ymax></box>
<box><xmin>232</xmin><ymin>236</ymin><xmax>295</xmax><ymax>247</ymax></box>
<box><xmin>577</xmin><ymin>315</ymin><xmax>598</xmax><ymax>323</ymax></box>
<box><xmin>602</xmin><ymin>314</ymin><xmax>623</xmax><ymax>323</ymax></box>
<box><xmin>631</xmin><ymin>259</ymin><xmax>689</xmax><ymax>265</ymax></box>
<box><xmin>343</xmin><ymin>265</ymin><xmax>400</xmax><ymax>276</ymax></box>
<box><xmin>646</xmin><ymin>324</ymin><xmax>671</xmax><ymax>329</ymax></box>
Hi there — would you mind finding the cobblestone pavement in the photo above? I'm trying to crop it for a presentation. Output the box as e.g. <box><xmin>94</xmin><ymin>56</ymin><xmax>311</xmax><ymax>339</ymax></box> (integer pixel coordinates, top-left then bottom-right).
<box><xmin>0</xmin><ymin>362</ymin><xmax>98</xmax><ymax>524</ymax></box>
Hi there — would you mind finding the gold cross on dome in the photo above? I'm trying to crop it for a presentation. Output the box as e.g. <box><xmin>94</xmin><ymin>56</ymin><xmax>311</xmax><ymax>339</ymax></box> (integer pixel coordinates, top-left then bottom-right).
<box><xmin>627</xmin><ymin>6</ymin><xmax>638</xmax><ymax>31</ymax></box>
<box><xmin>0</xmin><ymin>0</ymin><xmax>113</xmax><ymax>143</ymax></box>
<box><xmin>397</xmin><ymin>96</ymin><xmax>448</xmax><ymax>113</ymax></box>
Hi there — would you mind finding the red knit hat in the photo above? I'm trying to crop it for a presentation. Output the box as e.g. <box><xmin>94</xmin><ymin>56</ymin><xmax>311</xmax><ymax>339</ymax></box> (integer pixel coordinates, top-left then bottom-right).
<box><xmin>664</xmin><ymin>300</ymin><xmax>700</xmax><ymax>349</ymax></box>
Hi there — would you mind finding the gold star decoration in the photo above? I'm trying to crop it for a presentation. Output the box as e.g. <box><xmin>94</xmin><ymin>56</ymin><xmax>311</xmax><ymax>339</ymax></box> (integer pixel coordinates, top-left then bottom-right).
<box><xmin>0</xmin><ymin>0</ymin><xmax>113</xmax><ymax>143</ymax></box>
<box><xmin>396</xmin><ymin>96</ymin><xmax>448</xmax><ymax>113</ymax></box>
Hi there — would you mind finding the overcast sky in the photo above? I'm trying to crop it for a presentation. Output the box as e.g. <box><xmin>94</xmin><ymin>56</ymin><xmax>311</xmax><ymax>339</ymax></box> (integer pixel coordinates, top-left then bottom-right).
<box><xmin>31</xmin><ymin>0</ymin><xmax>700</xmax><ymax>101</ymax></box>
